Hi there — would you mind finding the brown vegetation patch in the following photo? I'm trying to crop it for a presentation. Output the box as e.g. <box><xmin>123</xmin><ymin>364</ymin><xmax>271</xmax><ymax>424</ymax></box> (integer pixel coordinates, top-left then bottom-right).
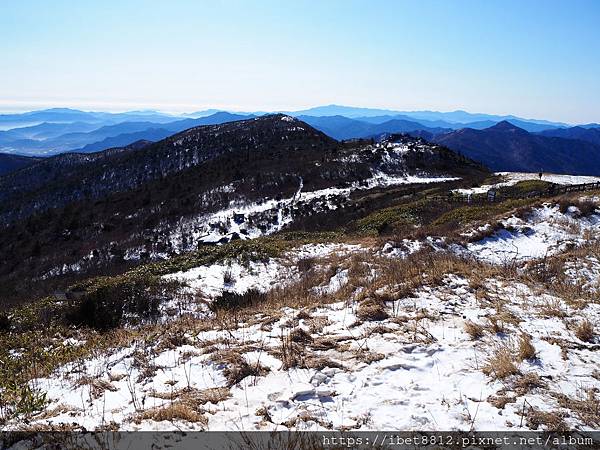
<box><xmin>356</xmin><ymin>300</ymin><xmax>389</xmax><ymax>322</ymax></box>
<box><xmin>482</xmin><ymin>346</ymin><xmax>519</xmax><ymax>380</ymax></box>
<box><xmin>137</xmin><ymin>402</ymin><xmax>207</xmax><ymax>425</ymax></box>
<box><xmin>572</xmin><ymin>319</ymin><xmax>595</xmax><ymax>342</ymax></box>
<box><xmin>463</xmin><ymin>320</ymin><xmax>484</xmax><ymax>339</ymax></box>
<box><xmin>517</xmin><ymin>334</ymin><xmax>536</xmax><ymax>361</ymax></box>
<box><xmin>554</xmin><ymin>389</ymin><xmax>600</xmax><ymax>427</ymax></box>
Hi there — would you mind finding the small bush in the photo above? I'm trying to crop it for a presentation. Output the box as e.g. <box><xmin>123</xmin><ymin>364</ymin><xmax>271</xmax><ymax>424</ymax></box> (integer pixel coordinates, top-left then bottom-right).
<box><xmin>210</xmin><ymin>289</ymin><xmax>266</xmax><ymax>312</ymax></box>
<box><xmin>67</xmin><ymin>275</ymin><xmax>179</xmax><ymax>330</ymax></box>
<box><xmin>517</xmin><ymin>334</ymin><xmax>536</xmax><ymax>361</ymax></box>
<box><xmin>0</xmin><ymin>382</ymin><xmax>48</xmax><ymax>423</ymax></box>
<box><xmin>221</xmin><ymin>354</ymin><xmax>269</xmax><ymax>386</ymax></box>
<box><xmin>223</xmin><ymin>267</ymin><xmax>234</xmax><ymax>284</ymax></box>
<box><xmin>463</xmin><ymin>320</ymin><xmax>484</xmax><ymax>339</ymax></box>
<box><xmin>289</xmin><ymin>327</ymin><xmax>313</xmax><ymax>343</ymax></box>
<box><xmin>573</xmin><ymin>320</ymin><xmax>595</xmax><ymax>342</ymax></box>
<box><xmin>356</xmin><ymin>300</ymin><xmax>389</xmax><ymax>321</ymax></box>
<box><xmin>525</xmin><ymin>408</ymin><xmax>569</xmax><ymax>431</ymax></box>
<box><xmin>482</xmin><ymin>346</ymin><xmax>519</xmax><ymax>380</ymax></box>
<box><xmin>297</xmin><ymin>258</ymin><xmax>315</xmax><ymax>274</ymax></box>
<box><xmin>139</xmin><ymin>402</ymin><xmax>207</xmax><ymax>424</ymax></box>
<box><xmin>559</xmin><ymin>198</ymin><xmax>598</xmax><ymax>216</ymax></box>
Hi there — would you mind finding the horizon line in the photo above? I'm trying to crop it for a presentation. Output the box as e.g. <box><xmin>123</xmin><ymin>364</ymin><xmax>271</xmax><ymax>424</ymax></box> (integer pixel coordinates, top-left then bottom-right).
<box><xmin>0</xmin><ymin>103</ymin><xmax>586</xmax><ymax>126</ymax></box>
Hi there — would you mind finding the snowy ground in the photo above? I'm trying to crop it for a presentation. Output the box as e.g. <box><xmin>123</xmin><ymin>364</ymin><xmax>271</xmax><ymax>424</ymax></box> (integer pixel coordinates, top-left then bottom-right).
<box><xmin>454</xmin><ymin>172</ymin><xmax>600</xmax><ymax>195</ymax></box>
<box><xmin>17</xmin><ymin>272</ymin><xmax>600</xmax><ymax>432</ymax></box>
<box><xmin>164</xmin><ymin>242</ymin><xmax>364</xmax><ymax>299</ymax></box>
<box><xmin>500</xmin><ymin>172</ymin><xmax>600</xmax><ymax>186</ymax></box>
<box><xmin>459</xmin><ymin>203</ymin><xmax>600</xmax><ymax>264</ymax></box>
<box><xmin>8</xmin><ymin>200</ymin><xmax>600</xmax><ymax>433</ymax></box>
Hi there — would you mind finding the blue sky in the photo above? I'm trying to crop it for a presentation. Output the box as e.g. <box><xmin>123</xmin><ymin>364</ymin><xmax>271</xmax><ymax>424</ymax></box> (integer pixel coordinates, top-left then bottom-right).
<box><xmin>1</xmin><ymin>0</ymin><xmax>599</xmax><ymax>123</ymax></box>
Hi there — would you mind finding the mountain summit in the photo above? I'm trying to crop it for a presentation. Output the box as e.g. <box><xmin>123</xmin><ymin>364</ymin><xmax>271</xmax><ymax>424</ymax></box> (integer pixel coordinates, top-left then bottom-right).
<box><xmin>486</xmin><ymin>120</ymin><xmax>528</xmax><ymax>133</ymax></box>
<box><xmin>434</xmin><ymin>120</ymin><xmax>600</xmax><ymax>174</ymax></box>
<box><xmin>0</xmin><ymin>115</ymin><xmax>486</xmax><ymax>305</ymax></box>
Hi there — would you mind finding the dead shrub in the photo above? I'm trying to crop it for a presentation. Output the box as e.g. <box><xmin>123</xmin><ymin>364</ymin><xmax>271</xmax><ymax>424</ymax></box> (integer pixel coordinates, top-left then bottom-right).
<box><xmin>539</xmin><ymin>298</ymin><xmax>567</xmax><ymax>318</ymax></box>
<box><xmin>482</xmin><ymin>346</ymin><xmax>519</xmax><ymax>380</ymax></box>
<box><xmin>304</xmin><ymin>356</ymin><xmax>345</xmax><ymax>370</ymax></box>
<box><xmin>295</xmin><ymin>309</ymin><xmax>311</xmax><ymax>320</ymax></box>
<box><xmin>138</xmin><ymin>402</ymin><xmax>207</xmax><ymax>424</ymax></box>
<box><xmin>222</xmin><ymin>267</ymin><xmax>234</xmax><ymax>284</ymax></box>
<box><xmin>517</xmin><ymin>334</ymin><xmax>536</xmax><ymax>361</ymax></box>
<box><xmin>573</xmin><ymin>319</ymin><xmax>595</xmax><ymax>342</ymax></box>
<box><xmin>486</xmin><ymin>317</ymin><xmax>505</xmax><ymax>334</ymax></box>
<box><xmin>355</xmin><ymin>350</ymin><xmax>385</xmax><ymax>364</ymax></box>
<box><xmin>289</xmin><ymin>327</ymin><xmax>313</xmax><ymax>343</ymax></box>
<box><xmin>311</xmin><ymin>336</ymin><xmax>343</xmax><ymax>351</ymax></box>
<box><xmin>210</xmin><ymin>289</ymin><xmax>266</xmax><ymax>312</ymax></box>
<box><xmin>513</xmin><ymin>372</ymin><xmax>545</xmax><ymax>395</ymax></box>
<box><xmin>463</xmin><ymin>320</ymin><xmax>484</xmax><ymax>339</ymax></box>
<box><xmin>488</xmin><ymin>395</ymin><xmax>516</xmax><ymax>409</ymax></box>
<box><xmin>75</xmin><ymin>377</ymin><xmax>117</xmax><ymax>399</ymax></box>
<box><xmin>297</xmin><ymin>257</ymin><xmax>316</xmax><ymax>274</ymax></box>
<box><xmin>577</xmin><ymin>200</ymin><xmax>597</xmax><ymax>216</ymax></box>
<box><xmin>356</xmin><ymin>300</ymin><xmax>389</xmax><ymax>322</ymax></box>
<box><xmin>195</xmin><ymin>387</ymin><xmax>231</xmax><ymax>405</ymax></box>
<box><xmin>215</xmin><ymin>352</ymin><xmax>269</xmax><ymax>386</ymax></box>
<box><xmin>555</xmin><ymin>389</ymin><xmax>600</xmax><ymax>427</ymax></box>
<box><xmin>306</xmin><ymin>316</ymin><xmax>330</xmax><ymax>334</ymax></box>
<box><xmin>524</xmin><ymin>408</ymin><xmax>569</xmax><ymax>431</ymax></box>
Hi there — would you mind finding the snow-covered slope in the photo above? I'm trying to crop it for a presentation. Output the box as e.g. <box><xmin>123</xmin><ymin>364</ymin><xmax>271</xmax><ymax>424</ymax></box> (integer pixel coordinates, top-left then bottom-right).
<box><xmin>10</xmin><ymin>202</ymin><xmax>600</xmax><ymax>432</ymax></box>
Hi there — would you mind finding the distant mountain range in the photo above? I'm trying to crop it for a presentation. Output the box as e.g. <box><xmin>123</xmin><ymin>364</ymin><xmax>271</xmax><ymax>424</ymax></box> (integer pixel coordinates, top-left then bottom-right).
<box><xmin>0</xmin><ymin>105</ymin><xmax>599</xmax><ymax>176</ymax></box>
<box><xmin>0</xmin><ymin>112</ymin><xmax>252</xmax><ymax>155</ymax></box>
<box><xmin>433</xmin><ymin>121</ymin><xmax>600</xmax><ymax>175</ymax></box>
<box><xmin>538</xmin><ymin>126</ymin><xmax>600</xmax><ymax>146</ymax></box>
<box><xmin>285</xmin><ymin>105</ymin><xmax>570</xmax><ymax>128</ymax></box>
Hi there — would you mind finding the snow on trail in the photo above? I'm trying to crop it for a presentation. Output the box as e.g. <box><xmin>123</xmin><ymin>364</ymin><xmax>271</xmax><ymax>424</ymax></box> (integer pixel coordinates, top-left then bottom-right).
<box><xmin>455</xmin><ymin>172</ymin><xmax>600</xmax><ymax>195</ymax></box>
<box><xmin>20</xmin><ymin>275</ymin><xmax>600</xmax><ymax>431</ymax></box>
<box><xmin>462</xmin><ymin>204</ymin><xmax>600</xmax><ymax>264</ymax></box>
<box><xmin>500</xmin><ymin>172</ymin><xmax>600</xmax><ymax>186</ymax></box>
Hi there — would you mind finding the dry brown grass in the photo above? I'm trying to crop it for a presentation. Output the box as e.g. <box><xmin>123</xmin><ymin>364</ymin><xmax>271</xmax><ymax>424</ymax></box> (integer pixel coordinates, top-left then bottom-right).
<box><xmin>512</xmin><ymin>372</ymin><xmax>545</xmax><ymax>395</ymax></box>
<box><xmin>75</xmin><ymin>376</ymin><xmax>117</xmax><ymax>399</ymax></box>
<box><xmin>538</xmin><ymin>298</ymin><xmax>568</xmax><ymax>318</ymax></box>
<box><xmin>356</xmin><ymin>300</ymin><xmax>389</xmax><ymax>322</ymax></box>
<box><xmin>148</xmin><ymin>386</ymin><xmax>230</xmax><ymax>405</ymax></box>
<box><xmin>354</xmin><ymin>350</ymin><xmax>385</xmax><ymax>364</ymax></box>
<box><xmin>555</xmin><ymin>389</ymin><xmax>600</xmax><ymax>427</ymax></box>
<box><xmin>517</xmin><ymin>334</ymin><xmax>536</xmax><ymax>361</ymax></box>
<box><xmin>194</xmin><ymin>387</ymin><xmax>231</xmax><ymax>404</ymax></box>
<box><xmin>525</xmin><ymin>240</ymin><xmax>600</xmax><ymax>305</ymax></box>
<box><xmin>573</xmin><ymin>319</ymin><xmax>595</xmax><ymax>342</ymax></box>
<box><xmin>138</xmin><ymin>402</ymin><xmax>207</xmax><ymax>424</ymax></box>
<box><xmin>304</xmin><ymin>356</ymin><xmax>345</xmax><ymax>370</ymax></box>
<box><xmin>213</xmin><ymin>351</ymin><xmax>270</xmax><ymax>386</ymax></box>
<box><xmin>289</xmin><ymin>327</ymin><xmax>313</xmax><ymax>343</ymax></box>
<box><xmin>486</xmin><ymin>316</ymin><xmax>505</xmax><ymax>334</ymax></box>
<box><xmin>275</xmin><ymin>333</ymin><xmax>304</xmax><ymax>370</ymax></box>
<box><xmin>487</xmin><ymin>394</ymin><xmax>516</xmax><ymax>409</ymax></box>
<box><xmin>524</xmin><ymin>407</ymin><xmax>569</xmax><ymax>431</ymax></box>
<box><xmin>558</xmin><ymin>197</ymin><xmax>598</xmax><ymax>217</ymax></box>
<box><xmin>306</xmin><ymin>316</ymin><xmax>330</xmax><ymax>334</ymax></box>
<box><xmin>482</xmin><ymin>346</ymin><xmax>519</xmax><ymax>380</ymax></box>
<box><xmin>463</xmin><ymin>320</ymin><xmax>484</xmax><ymax>339</ymax></box>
